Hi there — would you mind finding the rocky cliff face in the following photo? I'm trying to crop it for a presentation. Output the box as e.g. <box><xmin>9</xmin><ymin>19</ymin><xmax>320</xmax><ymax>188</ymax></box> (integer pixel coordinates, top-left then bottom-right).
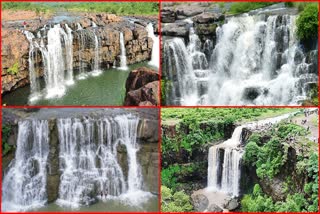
<box><xmin>1</xmin><ymin>13</ymin><xmax>158</xmax><ymax>94</ymax></box>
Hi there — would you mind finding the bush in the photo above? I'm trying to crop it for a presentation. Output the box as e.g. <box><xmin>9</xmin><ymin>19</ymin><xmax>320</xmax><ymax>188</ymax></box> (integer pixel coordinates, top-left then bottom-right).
<box><xmin>296</xmin><ymin>4</ymin><xmax>318</xmax><ymax>40</ymax></box>
<box><xmin>161</xmin><ymin>186</ymin><xmax>193</xmax><ymax>212</ymax></box>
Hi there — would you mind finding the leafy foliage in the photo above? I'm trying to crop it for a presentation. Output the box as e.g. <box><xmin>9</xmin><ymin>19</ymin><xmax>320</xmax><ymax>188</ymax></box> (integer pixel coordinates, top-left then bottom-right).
<box><xmin>296</xmin><ymin>4</ymin><xmax>318</xmax><ymax>40</ymax></box>
<box><xmin>2</xmin><ymin>125</ymin><xmax>13</xmax><ymax>156</ymax></box>
<box><xmin>242</xmin><ymin>121</ymin><xmax>318</xmax><ymax>212</ymax></box>
<box><xmin>161</xmin><ymin>186</ymin><xmax>193</xmax><ymax>212</ymax></box>
<box><xmin>7</xmin><ymin>62</ymin><xmax>19</xmax><ymax>75</ymax></box>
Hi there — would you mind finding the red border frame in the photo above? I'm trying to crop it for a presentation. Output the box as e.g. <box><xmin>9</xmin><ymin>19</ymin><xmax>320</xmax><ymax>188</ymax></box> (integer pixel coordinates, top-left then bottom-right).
<box><xmin>0</xmin><ymin>0</ymin><xmax>319</xmax><ymax>214</ymax></box>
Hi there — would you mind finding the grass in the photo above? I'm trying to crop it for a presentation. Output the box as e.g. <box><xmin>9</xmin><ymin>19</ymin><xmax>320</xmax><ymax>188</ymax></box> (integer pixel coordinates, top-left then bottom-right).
<box><xmin>228</xmin><ymin>2</ymin><xmax>275</xmax><ymax>15</ymax></box>
<box><xmin>2</xmin><ymin>2</ymin><xmax>159</xmax><ymax>16</ymax></box>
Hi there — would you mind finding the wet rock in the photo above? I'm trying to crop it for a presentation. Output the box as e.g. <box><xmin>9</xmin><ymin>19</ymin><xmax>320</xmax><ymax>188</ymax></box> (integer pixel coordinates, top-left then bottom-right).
<box><xmin>162</xmin><ymin>22</ymin><xmax>189</xmax><ymax>37</ymax></box>
<box><xmin>161</xmin><ymin>9</ymin><xmax>176</xmax><ymax>23</ymax></box>
<box><xmin>176</xmin><ymin>7</ymin><xmax>203</xmax><ymax>17</ymax></box>
<box><xmin>138</xmin><ymin>119</ymin><xmax>159</xmax><ymax>143</ymax></box>
<box><xmin>191</xmin><ymin>194</ymin><xmax>209</xmax><ymax>211</ymax></box>
<box><xmin>207</xmin><ymin>204</ymin><xmax>223</xmax><ymax>212</ymax></box>
<box><xmin>192</xmin><ymin>12</ymin><xmax>224</xmax><ymax>24</ymax></box>
<box><xmin>224</xmin><ymin>198</ymin><xmax>239</xmax><ymax>211</ymax></box>
<box><xmin>243</xmin><ymin>87</ymin><xmax>265</xmax><ymax>101</ymax></box>
<box><xmin>137</xmin><ymin>143</ymin><xmax>159</xmax><ymax>193</ymax></box>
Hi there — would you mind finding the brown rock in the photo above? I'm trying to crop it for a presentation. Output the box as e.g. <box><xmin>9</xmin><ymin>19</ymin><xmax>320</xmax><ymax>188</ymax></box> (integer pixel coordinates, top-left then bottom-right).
<box><xmin>133</xmin><ymin>28</ymin><xmax>148</xmax><ymax>40</ymax></box>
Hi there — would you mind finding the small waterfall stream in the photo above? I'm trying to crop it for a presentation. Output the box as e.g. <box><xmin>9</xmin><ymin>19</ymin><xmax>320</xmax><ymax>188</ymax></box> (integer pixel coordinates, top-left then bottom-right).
<box><xmin>2</xmin><ymin>114</ymin><xmax>153</xmax><ymax>211</ymax></box>
<box><xmin>146</xmin><ymin>23</ymin><xmax>159</xmax><ymax>68</ymax></box>
<box><xmin>24</xmin><ymin>31</ymin><xmax>41</xmax><ymax>102</ymax></box>
<box><xmin>118</xmin><ymin>32</ymin><xmax>128</xmax><ymax>70</ymax></box>
<box><xmin>2</xmin><ymin>120</ymin><xmax>49</xmax><ymax>212</ymax></box>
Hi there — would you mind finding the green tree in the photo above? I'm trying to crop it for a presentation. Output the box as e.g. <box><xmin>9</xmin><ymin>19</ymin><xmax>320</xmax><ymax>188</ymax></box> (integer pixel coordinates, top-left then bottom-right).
<box><xmin>296</xmin><ymin>4</ymin><xmax>318</xmax><ymax>40</ymax></box>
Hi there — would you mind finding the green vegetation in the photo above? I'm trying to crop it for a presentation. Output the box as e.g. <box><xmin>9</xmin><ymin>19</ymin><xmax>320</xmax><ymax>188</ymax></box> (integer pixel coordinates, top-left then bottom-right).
<box><xmin>242</xmin><ymin>121</ymin><xmax>318</xmax><ymax>212</ymax></box>
<box><xmin>296</xmin><ymin>4</ymin><xmax>318</xmax><ymax>41</ymax></box>
<box><xmin>161</xmin><ymin>186</ymin><xmax>193</xmax><ymax>212</ymax></box>
<box><xmin>2</xmin><ymin>125</ymin><xmax>14</xmax><ymax>156</ymax></box>
<box><xmin>7</xmin><ymin>62</ymin><xmax>19</xmax><ymax>75</ymax></box>
<box><xmin>161</xmin><ymin>108</ymin><xmax>299</xmax><ymax>210</ymax></box>
<box><xmin>161</xmin><ymin>79</ymin><xmax>171</xmax><ymax>105</ymax></box>
<box><xmin>229</xmin><ymin>2</ymin><xmax>274</xmax><ymax>14</ymax></box>
<box><xmin>242</xmin><ymin>152</ymin><xmax>318</xmax><ymax>212</ymax></box>
<box><xmin>2</xmin><ymin>2</ymin><xmax>159</xmax><ymax>15</ymax></box>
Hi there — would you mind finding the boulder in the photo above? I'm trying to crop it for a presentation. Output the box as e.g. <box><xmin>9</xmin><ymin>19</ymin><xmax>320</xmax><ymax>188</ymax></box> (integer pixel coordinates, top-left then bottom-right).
<box><xmin>207</xmin><ymin>204</ymin><xmax>223</xmax><ymax>212</ymax></box>
<box><xmin>133</xmin><ymin>28</ymin><xmax>148</xmax><ymax>40</ymax></box>
<box><xmin>192</xmin><ymin>12</ymin><xmax>224</xmax><ymax>24</ymax></box>
<box><xmin>161</xmin><ymin>9</ymin><xmax>176</xmax><ymax>23</ymax></box>
<box><xmin>162</xmin><ymin>22</ymin><xmax>189</xmax><ymax>37</ymax></box>
<box><xmin>224</xmin><ymin>198</ymin><xmax>239</xmax><ymax>211</ymax></box>
<box><xmin>125</xmin><ymin>67</ymin><xmax>159</xmax><ymax>92</ymax></box>
<box><xmin>191</xmin><ymin>194</ymin><xmax>209</xmax><ymax>211</ymax></box>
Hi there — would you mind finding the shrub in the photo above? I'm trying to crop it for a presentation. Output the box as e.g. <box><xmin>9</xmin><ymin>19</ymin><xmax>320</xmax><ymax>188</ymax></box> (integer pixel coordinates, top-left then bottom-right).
<box><xmin>7</xmin><ymin>62</ymin><xmax>19</xmax><ymax>75</ymax></box>
<box><xmin>296</xmin><ymin>4</ymin><xmax>318</xmax><ymax>40</ymax></box>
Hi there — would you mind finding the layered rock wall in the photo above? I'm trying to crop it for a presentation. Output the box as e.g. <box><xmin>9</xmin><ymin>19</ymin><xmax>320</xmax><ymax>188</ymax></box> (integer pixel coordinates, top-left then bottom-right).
<box><xmin>2</xmin><ymin>14</ymin><xmax>157</xmax><ymax>94</ymax></box>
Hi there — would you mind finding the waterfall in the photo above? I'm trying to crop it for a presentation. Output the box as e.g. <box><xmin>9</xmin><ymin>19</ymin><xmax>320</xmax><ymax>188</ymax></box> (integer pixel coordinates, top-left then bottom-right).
<box><xmin>207</xmin><ymin>112</ymin><xmax>296</xmax><ymax>197</ymax></box>
<box><xmin>118</xmin><ymin>32</ymin><xmax>128</xmax><ymax>70</ymax></box>
<box><xmin>207</xmin><ymin>126</ymin><xmax>244</xmax><ymax>196</ymax></box>
<box><xmin>91</xmin><ymin>29</ymin><xmax>102</xmax><ymax>76</ymax></box>
<box><xmin>146</xmin><ymin>23</ymin><xmax>159</xmax><ymax>68</ymax></box>
<box><xmin>76</xmin><ymin>28</ymin><xmax>87</xmax><ymax>79</ymax></box>
<box><xmin>2</xmin><ymin>120</ymin><xmax>49</xmax><ymax>212</ymax></box>
<box><xmin>45</xmin><ymin>24</ymin><xmax>68</xmax><ymax>98</ymax></box>
<box><xmin>24</xmin><ymin>31</ymin><xmax>41</xmax><ymax>102</ymax></box>
<box><xmin>65</xmin><ymin>24</ymin><xmax>74</xmax><ymax>85</ymax></box>
<box><xmin>163</xmin><ymin>38</ymin><xmax>198</xmax><ymax>105</ymax></box>
<box><xmin>164</xmin><ymin>14</ymin><xmax>318</xmax><ymax>105</ymax></box>
<box><xmin>2</xmin><ymin>114</ymin><xmax>152</xmax><ymax>211</ymax></box>
<box><xmin>56</xmin><ymin>114</ymin><xmax>145</xmax><ymax>208</ymax></box>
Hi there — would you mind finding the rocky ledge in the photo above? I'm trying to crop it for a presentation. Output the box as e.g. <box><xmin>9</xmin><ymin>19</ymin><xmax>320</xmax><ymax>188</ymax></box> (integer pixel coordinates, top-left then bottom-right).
<box><xmin>124</xmin><ymin>67</ymin><xmax>160</xmax><ymax>106</ymax></box>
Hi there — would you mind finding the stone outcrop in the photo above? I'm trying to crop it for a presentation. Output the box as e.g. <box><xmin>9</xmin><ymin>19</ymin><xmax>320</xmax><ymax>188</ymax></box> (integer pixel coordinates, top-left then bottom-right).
<box><xmin>124</xmin><ymin>67</ymin><xmax>160</xmax><ymax>106</ymax></box>
<box><xmin>1</xmin><ymin>29</ymin><xmax>30</xmax><ymax>93</ymax></box>
<box><xmin>2</xmin><ymin>13</ymin><xmax>158</xmax><ymax>94</ymax></box>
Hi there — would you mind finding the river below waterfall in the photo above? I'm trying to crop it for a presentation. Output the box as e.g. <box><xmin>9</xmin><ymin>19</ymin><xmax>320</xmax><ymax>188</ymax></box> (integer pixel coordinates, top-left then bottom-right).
<box><xmin>3</xmin><ymin>62</ymin><xmax>154</xmax><ymax>106</ymax></box>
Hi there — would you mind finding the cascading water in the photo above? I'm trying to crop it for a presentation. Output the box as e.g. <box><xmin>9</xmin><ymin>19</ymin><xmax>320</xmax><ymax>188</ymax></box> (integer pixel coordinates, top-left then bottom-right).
<box><xmin>65</xmin><ymin>24</ymin><xmax>74</xmax><ymax>85</ymax></box>
<box><xmin>24</xmin><ymin>31</ymin><xmax>41</xmax><ymax>102</ymax></box>
<box><xmin>207</xmin><ymin>112</ymin><xmax>295</xmax><ymax>197</ymax></box>
<box><xmin>207</xmin><ymin>126</ymin><xmax>244</xmax><ymax>196</ymax></box>
<box><xmin>56</xmin><ymin>114</ymin><xmax>148</xmax><ymax>208</ymax></box>
<box><xmin>2</xmin><ymin>114</ymin><xmax>153</xmax><ymax>211</ymax></box>
<box><xmin>164</xmin><ymin>14</ymin><xmax>318</xmax><ymax>105</ymax></box>
<box><xmin>91</xmin><ymin>29</ymin><xmax>102</xmax><ymax>76</ymax></box>
<box><xmin>118</xmin><ymin>32</ymin><xmax>128</xmax><ymax>70</ymax></box>
<box><xmin>2</xmin><ymin>120</ymin><xmax>49</xmax><ymax>212</ymax></box>
<box><xmin>163</xmin><ymin>37</ymin><xmax>198</xmax><ymax>105</ymax></box>
<box><xmin>45</xmin><ymin>24</ymin><xmax>69</xmax><ymax>98</ymax></box>
<box><xmin>146</xmin><ymin>23</ymin><xmax>159</xmax><ymax>68</ymax></box>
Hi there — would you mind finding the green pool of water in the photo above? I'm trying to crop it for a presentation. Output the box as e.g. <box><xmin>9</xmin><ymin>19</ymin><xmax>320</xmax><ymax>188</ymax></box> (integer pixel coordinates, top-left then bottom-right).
<box><xmin>2</xmin><ymin>62</ymin><xmax>154</xmax><ymax>106</ymax></box>
<box><xmin>32</xmin><ymin>196</ymin><xmax>159</xmax><ymax>212</ymax></box>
